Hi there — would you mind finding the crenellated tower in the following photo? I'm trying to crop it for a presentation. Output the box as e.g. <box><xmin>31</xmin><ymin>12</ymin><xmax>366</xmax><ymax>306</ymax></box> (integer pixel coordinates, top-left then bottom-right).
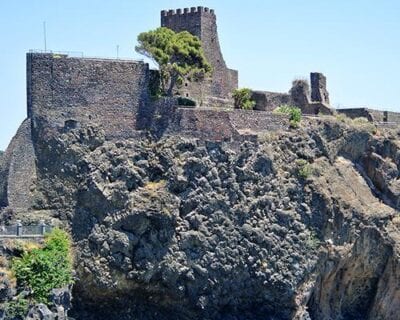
<box><xmin>161</xmin><ymin>7</ymin><xmax>238</xmax><ymax>106</ymax></box>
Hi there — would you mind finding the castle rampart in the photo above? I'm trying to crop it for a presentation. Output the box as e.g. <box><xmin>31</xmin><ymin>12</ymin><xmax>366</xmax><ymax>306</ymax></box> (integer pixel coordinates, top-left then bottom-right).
<box><xmin>0</xmin><ymin>119</ymin><xmax>36</xmax><ymax>211</ymax></box>
<box><xmin>337</xmin><ymin>108</ymin><xmax>400</xmax><ymax>124</ymax></box>
<box><xmin>161</xmin><ymin>7</ymin><xmax>215</xmax><ymax>16</ymax></box>
<box><xmin>27</xmin><ymin>53</ymin><xmax>150</xmax><ymax>139</ymax></box>
<box><xmin>161</xmin><ymin>7</ymin><xmax>238</xmax><ymax>106</ymax></box>
<box><xmin>251</xmin><ymin>73</ymin><xmax>333</xmax><ymax>115</ymax></box>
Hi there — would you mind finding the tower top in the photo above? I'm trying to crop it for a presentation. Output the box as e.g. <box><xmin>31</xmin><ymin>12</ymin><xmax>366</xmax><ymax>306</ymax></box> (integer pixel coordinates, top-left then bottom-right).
<box><xmin>161</xmin><ymin>7</ymin><xmax>215</xmax><ymax>17</ymax></box>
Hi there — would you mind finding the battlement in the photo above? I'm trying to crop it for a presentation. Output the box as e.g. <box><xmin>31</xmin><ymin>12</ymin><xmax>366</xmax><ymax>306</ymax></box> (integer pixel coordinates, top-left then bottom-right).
<box><xmin>161</xmin><ymin>7</ymin><xmax>214</xmax><ymax>17</ymax></box>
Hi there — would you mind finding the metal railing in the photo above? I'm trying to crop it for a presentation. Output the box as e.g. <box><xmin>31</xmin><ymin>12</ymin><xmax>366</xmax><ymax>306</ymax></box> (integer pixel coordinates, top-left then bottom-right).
<box><xmin>0</xmin><ymin>220</ymin><xmax>52</xmax><ymax>238</ymax></box>
<box><xmin>29</xmin><ymin>49</ymin><xmax>84</xmax><ymax>57</ymax></box>
<box><xmin>28</xmin><ymin>49</ymin><xmax>144</xmax><ymax>63</ymax></box>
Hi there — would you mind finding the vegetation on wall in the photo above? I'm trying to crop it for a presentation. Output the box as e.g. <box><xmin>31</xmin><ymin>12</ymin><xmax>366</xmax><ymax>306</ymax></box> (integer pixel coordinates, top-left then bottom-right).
<box><xmin>136</xmin><ymin>27</ymin><xmax>212</xmax><ymax>97</ymax></box>
<box><xmin>295</xmin><ymin>159</ymin><xmax>313</xmax><ymax>179</ymax></box>
<box><xmin>274</xmin><ymin>105</ymin><xmax>302</xmax><ymax>127</ymax></box>
<box><xmin>11</xmin><ymin>228</ymin><xmax>74</xmax><ymax>304</ymax></box>
<box><xmin>3</xmin><ymin>295</ymin><xmax>29</xmax><ymax>320</ymax></box>
<box><xmin>232</xmin><ymin>88</ymin><xmax>256</xmax><ymax>110</ymax></box>
<box><xmin>334</xmin><ymin>114</ymin><xmax>377</xmax><ymax>135</ymax></box>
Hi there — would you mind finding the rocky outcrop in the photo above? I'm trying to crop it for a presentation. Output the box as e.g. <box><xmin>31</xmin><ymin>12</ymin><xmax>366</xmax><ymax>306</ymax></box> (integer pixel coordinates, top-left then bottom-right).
<box><xmin>2</xmin><ymin>117</ymin><xmax>400</xmax><ymax>319</ymax></box>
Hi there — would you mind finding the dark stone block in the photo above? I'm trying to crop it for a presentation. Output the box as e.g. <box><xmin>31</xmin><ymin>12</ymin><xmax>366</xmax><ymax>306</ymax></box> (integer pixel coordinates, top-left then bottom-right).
<box><xmin>311</xmin><ymin>72</ymin><xmax>330</xmax><ymax>105</ymax></box>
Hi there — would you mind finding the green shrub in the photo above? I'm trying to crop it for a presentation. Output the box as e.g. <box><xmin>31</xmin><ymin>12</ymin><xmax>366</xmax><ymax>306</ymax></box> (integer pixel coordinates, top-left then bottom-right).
<box><xmin>12</xmin><ymin>228</ymin><xmax>73</xmax><ymax>304</ymax></box>
<box><xmin>4</xmin><ymin>296</ymin><xmax>29</xmax><ymax>320</ymax></box>
<box><xmin>306</xmin><ymin>231</ymin><xmax>320</xmax><ymax>250</ymax></box>
<box><xmin>274</xmin><ymin>105</ymin><xmax>302</xmax><ymax>125</ymax></box>
<box><xmin>296</xmin><ymin>159</ymin><xmax>313</xmax><ymax>179</ymax></box>
<box><xmin>177</xmin><ymin>97</ymin><xmax>196</xmax><ymax>107</ymax></box>
<box><xmin>232</xmin><ymin>88</ymin><xmax>256</xmax><ymax>110</ymax></box>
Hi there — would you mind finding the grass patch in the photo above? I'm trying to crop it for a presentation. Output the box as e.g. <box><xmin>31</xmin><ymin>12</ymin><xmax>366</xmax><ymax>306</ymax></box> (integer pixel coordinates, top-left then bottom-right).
<box><xmin>143</xmin><ymin>180</ymin><xmax>167</xmax><ymax>191</ymax></box>
<box><xmin>274</xmin><ymin>105</ymin><xmax>302</xmax><ymax>127</ymax></box>
<box><xmin>334</xmin><ymin>114</ymin><xmax>377</xmax><ymax>134</ymax></box>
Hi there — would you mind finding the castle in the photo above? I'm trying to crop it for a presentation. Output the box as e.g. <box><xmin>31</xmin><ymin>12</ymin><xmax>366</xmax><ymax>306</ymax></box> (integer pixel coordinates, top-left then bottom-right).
<box><xmin>1</xmin><ymin>7</ymin><xmax>400</xmax><ymax>212</ymax></box>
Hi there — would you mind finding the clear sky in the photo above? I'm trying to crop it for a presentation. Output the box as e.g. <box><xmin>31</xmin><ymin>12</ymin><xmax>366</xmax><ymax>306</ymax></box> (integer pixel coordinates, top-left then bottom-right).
<box><xmin>0</xmin><ymin>0</ymin><xmax>399</xmax><ymax>150</ymax></box>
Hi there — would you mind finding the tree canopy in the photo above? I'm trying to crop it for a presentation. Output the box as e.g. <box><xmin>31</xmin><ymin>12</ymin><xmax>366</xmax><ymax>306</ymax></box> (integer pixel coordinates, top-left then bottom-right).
<box><xmin>136</xmin><ymin>27</ymin><xmax>211</xmax><ymax>96</ymax></box>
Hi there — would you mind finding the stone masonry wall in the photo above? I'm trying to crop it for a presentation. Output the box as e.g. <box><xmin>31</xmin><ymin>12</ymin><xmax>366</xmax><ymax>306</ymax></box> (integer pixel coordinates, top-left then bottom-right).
<box><xmin>387</xmin><ymin>111</ymin><xmax>400</xmax><ymax>123</ymax></box>
<box><xmin>311</xmin><ymin>72</ymin><xmax>330</xmax><ymax>105</ymax></box>
<box><xmin>27</xmin><ymin>53</ymin><xmax>150</xmax><ymax>140</ymax></box>
<box><xmin>337</xmin><ymin>108</ymin><xmax>400</xmax><ymax>124</ymax></box>
<box><xmin>251</xmin><ymin>91</ymin><xmax>292</xmax><ymax>112</ymax></box>
<box><xmin>163</xmin><ymin>107</ymin><xmax>289</xmax><ymax>141</ymax></box>
<box><xmin>229</xmin><ymin>109</ymin><xmax>289</xmax><ymax>132</ymax></box>
<box><xmin>251</xmin><ymin>74</ymin><xmax>334</xmax><ymax>115</ymax></box>
<box><xmin>1</xmin><ymin>119</ymin><xmax>37</xmax><ymax>211</ymax></box>
<box><xmin>161</xmin><ymin>7</ymin><xmax>238</xmax><ymax>106</ymax></box>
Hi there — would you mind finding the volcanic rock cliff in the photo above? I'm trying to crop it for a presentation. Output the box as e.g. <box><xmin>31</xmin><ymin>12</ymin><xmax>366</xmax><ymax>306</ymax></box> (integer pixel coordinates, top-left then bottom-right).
<box><xmin>2</xmin><ymin>118</ymin><xmax>400</xmax><ymax>320</ymax></box>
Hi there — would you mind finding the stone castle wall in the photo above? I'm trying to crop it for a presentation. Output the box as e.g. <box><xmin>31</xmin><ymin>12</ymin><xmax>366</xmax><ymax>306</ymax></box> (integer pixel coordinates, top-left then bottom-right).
<box><xmin>169</xmin><ymin>108</ymin><xmax>289</xmax><ymax>141</ymax></box>
<box><xmin>161</xmin><ymin>7</ymin><xmax>238</xmax><ymax>106</ymax></box>
<box><xmin>250</xmin><ymin>73</ymin><xmax>334</xmax><ymax>116</ymax></box>
<box><xmin>337</xmin><ymin>108</ymin><xmax>400</xmax><ymax>124</ymax></box>
<box><xmin>0</xmin><ymin>119</ymin><xmax>37</xmax><ymax>211</ymax></box>
<box><xmin>7</xmin><ymin>119</ymin><xmax>37</xmax><ymax>211</ymax></box>
<box><xmin>251</xmin><ymin>91</ymin><xmax>292</xmax><ymax>112</ymax></box>
<box><xmin>27</xmin><ymin>53</ymin><xmax>150</xmax><ymax>139</ymax></box>
<box><xmin>143</xmin><ymin>100</ymin><xmax>290</xmax><ymax>141</ymax></box>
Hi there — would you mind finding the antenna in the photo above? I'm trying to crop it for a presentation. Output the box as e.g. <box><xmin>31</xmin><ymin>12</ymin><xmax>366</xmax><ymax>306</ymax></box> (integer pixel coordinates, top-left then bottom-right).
<box><xmin>43</xmin><ymin>21</ymin><xmax>47</xmax><ymax>52</ymax></box>
<box><xmin>116</xmin><ymin>45</ymin><xmax>119</xmax><ymax>59</ymax></box>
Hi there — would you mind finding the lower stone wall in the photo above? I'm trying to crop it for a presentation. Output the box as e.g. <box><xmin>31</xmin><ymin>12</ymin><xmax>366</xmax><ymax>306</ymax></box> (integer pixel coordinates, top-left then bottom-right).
<box><xmin>337</xmin><ymin>108</ymin><xmax>400</xmax><ymax>124</ymax></box>
<box><xmin>252</xmin><ymin>91</ymin><xmax>291</xmax><ymax>112</ymax></box>
<box><xmin>251</xmin><ymin>89</ymin><xmax>334</xmax><ymax>116</ymax></box>
<box><xmin>229</xmin><ymin>109</ymin><xmax>289</xmax><ymax>132</ymax></box>
<box><xmin>157</xmin><ymin>104</ymin><xmax>290</xmax><ymax>141</ymax></box>
<box><xmin>337</xmin><ymin>108</ymin><xmax>373</xmax><ymax>121</ymax></box>
<box><xmin>171</xmin><ymin>108</ymin><xmax>237</xmax><ymax>141</ymax></box>
<box><xmin>387</xmin><ymin>112</ymin><xmax>400</xmax><ymax>123</ymax></box>
<box><xmin>1</xmin><ymin>119</ymin><xmax>37</xmax><ymax>211</ymax></box>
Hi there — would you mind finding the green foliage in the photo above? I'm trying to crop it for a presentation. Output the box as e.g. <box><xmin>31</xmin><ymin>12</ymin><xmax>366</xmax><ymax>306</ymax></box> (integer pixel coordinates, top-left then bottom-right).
<box><xmin>4</xmin><ymin>296</ymin><xmax>29</xmax><ymax>320</ymax></box>
<box><xmin>305</xmin><ymin>231</ymin><xmax>320</xmax><ymax>250</ymax></box>
<box><xmin>232</xmin><ymin>88</ymin><xmax>256</xmax><ymax>110</ymax></box>
<box><xmin>177</xmin><ymin>97</ymin><xmax>196</xmax><ymax>107</ymax></box>
<box><xmin>296</xmin><ymin>159</ymin><xmax>313</xmax><ymax>179</ymax></box>
<box><xmin>148</xmin><ymin>70</ymin><xmax>163</xmax><ymax>99</ymax></box>
<box><xmin>12</xmin><ymin>228</ymin><xmax>73</xmax><ymax>304</ymax></box>
<box><xmin>136</xmin><ymin>27</ymin><xmax>212</xmax><ymax>96</ymax></box>
<box><xmin>274</xmin><ymin>105</ymin><xmax>302</xmax><ymax>126</ymax></box>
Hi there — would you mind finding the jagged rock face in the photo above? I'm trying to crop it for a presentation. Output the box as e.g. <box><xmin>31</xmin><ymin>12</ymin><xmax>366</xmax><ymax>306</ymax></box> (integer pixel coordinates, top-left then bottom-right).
<box><xmin>24</xmin><ymin>120</ymin><xmax>400</xmax><ymax>319</ymax></box>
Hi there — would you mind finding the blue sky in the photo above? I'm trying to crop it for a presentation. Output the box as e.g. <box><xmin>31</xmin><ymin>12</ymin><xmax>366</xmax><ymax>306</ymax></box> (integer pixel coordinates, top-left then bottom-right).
<box><xmin>0</xmin><ymin>0</ymin><xmax>399</xmax><ymax>150</ymax></box>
